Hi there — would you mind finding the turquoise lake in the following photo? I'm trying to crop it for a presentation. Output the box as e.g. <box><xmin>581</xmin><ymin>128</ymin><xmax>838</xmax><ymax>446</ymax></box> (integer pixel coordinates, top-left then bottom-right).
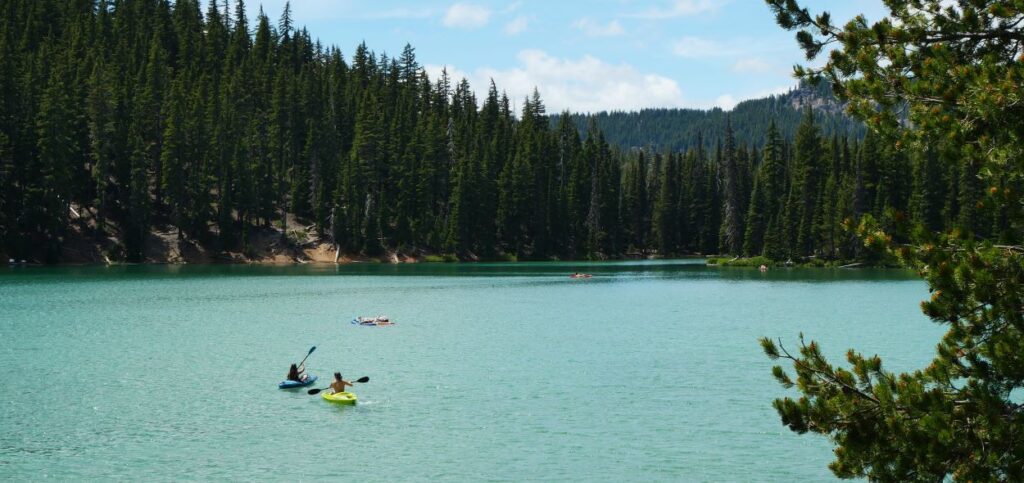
<box><xmin>0</xmin><ymin>261</ymin><xmax>941</xmax><ymax>481</ymax></box>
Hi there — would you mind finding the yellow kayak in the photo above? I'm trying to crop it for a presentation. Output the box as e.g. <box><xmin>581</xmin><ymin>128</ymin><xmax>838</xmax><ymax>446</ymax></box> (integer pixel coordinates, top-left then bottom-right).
<box><xmin>321</xmin><ymin>391</ymin><xmax>357</xmax><ymax>405</ymax></box>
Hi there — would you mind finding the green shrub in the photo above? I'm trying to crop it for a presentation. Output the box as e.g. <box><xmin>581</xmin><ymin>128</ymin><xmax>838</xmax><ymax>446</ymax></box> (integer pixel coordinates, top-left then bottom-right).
<box><xmin>423</xmin><ymin>254</ymin><xmax>458</xmax><ymax>263</ymax></box>
<box><xmin>707</xmin><ymin>256</ymin><xmax>773</xmax><ymax>267</ymax></box>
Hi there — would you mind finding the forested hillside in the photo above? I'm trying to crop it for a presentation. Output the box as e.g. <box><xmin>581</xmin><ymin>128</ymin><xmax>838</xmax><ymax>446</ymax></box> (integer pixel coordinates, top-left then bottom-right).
<box><xmin>560</xmin><ymin>82</ymin><xmax>867</xmax><ymax>153</ymax></box>
<box><xmin>0</xmin><ymin>1</ymin><xmax>1001</xmax><ymax>264</ymax></box>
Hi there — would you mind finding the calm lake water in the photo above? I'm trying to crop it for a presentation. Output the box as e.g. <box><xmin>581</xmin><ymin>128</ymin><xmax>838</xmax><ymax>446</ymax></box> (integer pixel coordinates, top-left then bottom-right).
<box><xmin>0</xmin><ymin>260</ymin><xmax>940</xmax><ymax>481</ymax></box>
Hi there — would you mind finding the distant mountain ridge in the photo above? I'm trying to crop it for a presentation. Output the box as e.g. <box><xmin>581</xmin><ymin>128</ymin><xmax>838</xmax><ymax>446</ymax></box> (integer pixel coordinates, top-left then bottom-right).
<box><xmin>558</xmin><ymin>82</ymin><xmax>866</xmax><ymax>152</ymax></box>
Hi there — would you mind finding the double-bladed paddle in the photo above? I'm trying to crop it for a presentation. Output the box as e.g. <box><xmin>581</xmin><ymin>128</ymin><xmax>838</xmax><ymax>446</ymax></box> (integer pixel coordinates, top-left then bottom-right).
<box><xmin>307</xmin><ymin>376</ymin><xmax>369</xmax><ymax>395</ymax></box>
<box><xmin>298</xmin><ymin>346</ymin><xmax>316</xmax><ymax>366</ymax></box>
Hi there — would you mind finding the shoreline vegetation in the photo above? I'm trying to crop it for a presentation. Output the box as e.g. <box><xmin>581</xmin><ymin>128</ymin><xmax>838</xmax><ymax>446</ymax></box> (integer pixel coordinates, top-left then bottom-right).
<box><xmin>0</xmin><ymin>205</ymin><xmax>906</xmax><ymax>267</ymax></box>
<box><xmin>0</xmin><ymin>201</ymin><xmax>896</xmax><ymax>267</ymax></box>
<box><xmin>7</xmin><ymin>214</ymin><xmax>897</xmax><ymax>267</ymax></box>
<box><xmin>705</xmin><ymin>255</ymin><xmax>895</xmax><ymax>268</ymax></box>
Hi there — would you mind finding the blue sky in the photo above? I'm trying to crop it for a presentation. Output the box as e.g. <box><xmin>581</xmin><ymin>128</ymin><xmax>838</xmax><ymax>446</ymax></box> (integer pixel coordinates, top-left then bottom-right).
<box><xmin>225</xmin><ymin>0</ymin><xmax>888</xmax><ymax>113</ymax></box>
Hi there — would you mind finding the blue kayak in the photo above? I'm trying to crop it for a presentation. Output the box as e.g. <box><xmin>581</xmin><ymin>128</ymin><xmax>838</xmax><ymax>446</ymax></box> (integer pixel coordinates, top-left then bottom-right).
<box><xmin>278</xmin><ymin>374</ymin><xmax>317</xmax><ymax>389</ymax></box>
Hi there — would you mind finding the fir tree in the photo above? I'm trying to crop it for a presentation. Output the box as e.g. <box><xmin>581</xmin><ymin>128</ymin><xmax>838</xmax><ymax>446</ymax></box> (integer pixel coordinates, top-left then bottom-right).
<box><xmin>719</xmin><ymin>117</ymin><xmax>743</xmax><ymax>254</ymax></box>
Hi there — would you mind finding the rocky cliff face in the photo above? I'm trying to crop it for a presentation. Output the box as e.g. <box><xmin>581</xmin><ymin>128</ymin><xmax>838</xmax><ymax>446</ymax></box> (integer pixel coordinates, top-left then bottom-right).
<box><xmin>778</xmin><ymin>81</ymin><xmax>850</xmax><ymax>116</ymax></box>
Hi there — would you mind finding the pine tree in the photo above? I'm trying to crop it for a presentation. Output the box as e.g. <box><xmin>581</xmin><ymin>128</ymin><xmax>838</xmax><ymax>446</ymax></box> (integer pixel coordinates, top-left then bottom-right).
<box><xmin>350</xmin><ymin>90</ymin><xmax>384</xmax><ymax>253</ymax></box>
<box><xmin>137</xmin><ymin>32</ymin><xmax>167</xmax><ymax>208</ymax></box>
<box><xmin>909</xmin><ymin>147</ymin><xmax>945</xmax><ymax>232</ymax></box>
<box><xmin>786</xmin><ymin>107</ymin><xmax>822</xmax><ymax>257</ymax></box>
<box><xmin>651</xmin><ymin>153</ymin><xmax>679</xmax><ymax>256</ymax></box>
<box><xmin>0</xmin><ymin>131</ymin><xmax>12</xmax><ymax>255</ymax></box>
<box><xmin>563</xmin><ymin>113</ymin><xmax>589</xmax><ymax>257</ymax></box>
<box><xmin>746</xmin><ymin>122</ymin><xmax>788</xmax><ymax>258</ymax></box>
<box><xmin>33</xmin><ymin>54</ymin><xmax>75</xmax><ymax>260</ymax></box>
<box><xmin>622</xmin><ymin>150</ymin><xmax>649</xmax><ymax>252</ymax></box>
<box><xmin>125</xmin><ymin>129</ymin><xmax>150</xmax><ymax>261</ymax></box>
<box><xmin>719</xmin><ymin>117</ymin><xmax>743</xmax><ymax>254</ymax></box>
<box><xmin>160</xmin><ymin>78</ymin><xmax>187</xmax><ymax>239</ymax></box>
<box><xmin>763</xmin><ymin>1</ymin><xmax>1024</xmax><ymax>479</ymax></box>
<box><xmin>956</xmin><ymin>157</ymin><xmax>986</xmax><ymax>238</ymax></box>
<box><xmin>87</xmin><ymin>61</ymin><xmax>118</xmax><ymax>233</ymax></box>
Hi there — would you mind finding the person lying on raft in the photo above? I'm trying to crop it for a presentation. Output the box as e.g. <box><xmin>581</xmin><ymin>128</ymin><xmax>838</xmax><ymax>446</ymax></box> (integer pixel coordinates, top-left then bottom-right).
<box><xmin>287</xmin><ymin>363</ymin><xmax>307</xmax><ymax>382</ymax></box>
<box><xmin>330</xmin><ymin>372</ymin><xmax>353</xmax><ymax>394</ymax></box>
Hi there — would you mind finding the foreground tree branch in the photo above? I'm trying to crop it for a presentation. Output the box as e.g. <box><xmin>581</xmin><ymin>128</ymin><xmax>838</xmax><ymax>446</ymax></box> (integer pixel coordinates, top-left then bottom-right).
<box><xmin>763</xmin><ymin>0</ymin><xmax>1024</xmax><ymax>480</ymax></box>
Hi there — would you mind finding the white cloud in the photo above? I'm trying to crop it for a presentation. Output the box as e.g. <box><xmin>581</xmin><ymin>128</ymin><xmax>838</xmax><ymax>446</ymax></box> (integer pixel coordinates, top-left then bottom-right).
<box><xmin>731</xmin><ymin>57</ymin><xmax>774</xmax><ymax>73</ymax></box>
<box><xmin>505</xmin><ymin>15</ymin><xmax>529</xmax><ymax>35</ymax></box>
<box><xmin>443</xmin><ymin>3</ymin><xmax>491</xmax><ymax>29</ymax></box>
<box><xmin>425</xmin><ymin>52</ymin><xmax>803</xmax><ymax>112</ymax></box>
<box><xmin>631</xmin><ymin>0</ymin><xmax>722</xmax><ymax>19</ymax></box>
<box><xmin>672</xmin><ymin>36</ymin><xmax>791</xmax><ymax>65</ymax></box>
<box><xmin>501</xmin><ymin>1</ymin><xmax>524</xmax><ymax>14</ymax></box>
<box><xmin>671</xmin><ymin>36</ymin><xmax>733</xmax><ymax>58</ymax></box>
<box><xmin>714</xmin><ymin>94</ymin><xmax>739</xmax><ymax>110</ymax></box>
<box><xmin>426</xmin><ymin>49</ymin><xmax>688</xmax><ymax>113</ymax></box>
<box><xmin>571</xmin><ymin>18</ymin><xmax>625</xmax><ymax>37</ymax></box>
<box><xmin>670</xmin><ymin>35</ymin><xmax>782</xmax><ymax>59</ymax></box>
<box><xmin>424</xmin><ymin>64</ymin><xmax>473</xmax><ymax>85</ymax></box>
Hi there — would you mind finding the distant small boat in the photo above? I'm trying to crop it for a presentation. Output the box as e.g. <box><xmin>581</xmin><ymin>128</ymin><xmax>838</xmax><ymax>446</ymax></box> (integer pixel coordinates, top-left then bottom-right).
<box><xmin>352</xmin><ymin>315</ymin><xmax>395</xmax><ymax>326</ymax></box>
<box><xmin>569</xmin><ymin>273</ymin><xmax>592</xmax><ymax>279</ymax></box>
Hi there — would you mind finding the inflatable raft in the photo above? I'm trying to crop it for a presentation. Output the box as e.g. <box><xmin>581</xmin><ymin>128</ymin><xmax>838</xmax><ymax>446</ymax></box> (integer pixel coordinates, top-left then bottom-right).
<box><xmin>352</xmin><ymin>315</ymin><xmax>395</xmax><ymax>326</ymax></box>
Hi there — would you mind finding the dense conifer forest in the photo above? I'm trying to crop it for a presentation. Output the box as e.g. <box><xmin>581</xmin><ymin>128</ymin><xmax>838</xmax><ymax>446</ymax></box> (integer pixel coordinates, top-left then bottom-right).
<box><xmin>559</xmin><ymin>81</ymin><xmax>866</xmax><ymax>153</ymax></box>
<box><xmin>0</xmin><ymin>0</ymin><xmax>1006</xmax><ymax>263</ymax></box>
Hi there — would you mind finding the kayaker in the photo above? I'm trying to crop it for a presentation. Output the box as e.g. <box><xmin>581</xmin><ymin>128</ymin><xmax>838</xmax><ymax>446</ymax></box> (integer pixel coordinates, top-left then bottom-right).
<box><xmin>287</xmin><ymin>363</ymin><xmax>306</xmax><ymax>382</ymax></box>
<box><xmin>330</xmin><ymin>372</ymin><xmax>353</xmax><ymax>394</ymax></box>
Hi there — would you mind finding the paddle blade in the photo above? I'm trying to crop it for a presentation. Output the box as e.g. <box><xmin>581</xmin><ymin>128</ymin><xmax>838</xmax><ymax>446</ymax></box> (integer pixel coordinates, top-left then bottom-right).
<box><xmin>307</xmin><ymin>346</ymin><xmax>316</xmax><ymax>355</ymax></box>
<box><xmin>307</xmin><ymin>388</ymin><xmax>324</xmax><ymax>395</ymax></box>
<box><xmin>356</xmin><ymin>376</ymin><xmax>369</xmax><ymax>383</ymax></box>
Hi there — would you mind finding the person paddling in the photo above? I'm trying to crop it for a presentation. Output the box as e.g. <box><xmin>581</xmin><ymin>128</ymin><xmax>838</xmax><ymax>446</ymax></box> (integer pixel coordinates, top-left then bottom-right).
<box><xmin>287</xmin><ymin>363</ymin><xmax>307</xmax><ymax>382</ymax></box>
<box><xmin>330</xmin><ymin>372</ymin><xmax>353</xmax><ymax>394</ymax></box>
